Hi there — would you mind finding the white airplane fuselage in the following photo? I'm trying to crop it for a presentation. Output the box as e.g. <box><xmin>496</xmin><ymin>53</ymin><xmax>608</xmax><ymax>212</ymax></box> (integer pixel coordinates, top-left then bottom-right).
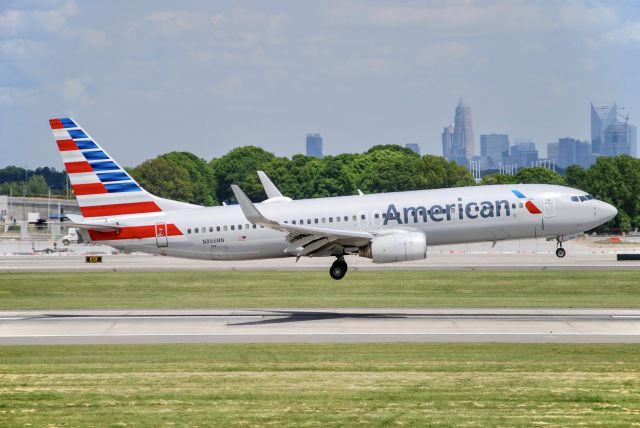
<box><xmin>91</xmin><ymin>184</ymin><xmax>617</xmax><ymax>261</ymax></box>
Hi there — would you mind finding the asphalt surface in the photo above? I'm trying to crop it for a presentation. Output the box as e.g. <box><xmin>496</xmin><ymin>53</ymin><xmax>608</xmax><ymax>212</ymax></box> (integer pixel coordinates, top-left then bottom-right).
<box><xmin>2</xmin><ymin>308</ymin><xmax>639</xmax><ymax>345</ymax></box>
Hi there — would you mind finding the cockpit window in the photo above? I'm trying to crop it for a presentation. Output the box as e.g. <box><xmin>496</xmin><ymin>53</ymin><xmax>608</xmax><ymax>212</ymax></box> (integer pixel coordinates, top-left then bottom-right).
<box><xmin>571</xmin><ymin>196</ymin><xmax>579</xmax><ymax>202</ymax></box>
<box><xmin>586</xmin><ymin>195</ymin><xmax>594</xmax><ymax>200</ymax></box>
<box><xmin>579</xmin><ymin>196</ymin><xmax>587</xmax><ymax>202</ymax></box>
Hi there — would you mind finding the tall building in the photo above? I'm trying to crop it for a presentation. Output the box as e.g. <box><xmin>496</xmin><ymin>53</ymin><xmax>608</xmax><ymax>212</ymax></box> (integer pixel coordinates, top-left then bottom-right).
<box><xmin>306</xmin><ymin>133</ymin><xmax>323</xmax><ymax>158</ymax></box>
<box><xmin>442</xmin><ymin>98</ymin><xmax>474</xmax><ymax>166</ymax></box>
<box><xmin>591</xmin><ymin>102</ymin><xmax>617</xmax><ymax>154</ymax></box>
<box><xmin>441</xmin><ymin>125</ymin><xmax>454</xmax><ymax>160</ymax></box>
<box><xmin>558</xmin><ymin>138</ymin><xmax>578</xmax><ymax>169</ymax></box>
<box><xmin>453</xmin><ymin>98</ymin><xmax>474</xmax><ymax>163</ymax></box>
<box><xmin>405</xmin><ymin>143</ymin><xmax>421</xmax><ymax>155</ymax></box>
<box><xmin>547</xmin><ymin>142</ymin><xmax>559</xmax><ymax>163</ymax></box>
<box><xmin>510</xmin><ymin>140</ymin><xmax>538</xmax><ymax>168</ymax></box>
<box><xmin>602</xmin><ymin>122</ymin><xmax>630</xmax><ymax>156</ymax></box>
<box><xmin>480</xmin><ymin>134</ymin><xmax>509</xmax><ymax>169</ymax></box>
<box><xmin>630</xmin><ymin>125</ymin><xmax>638</xmax><ymax>157</ymax></box>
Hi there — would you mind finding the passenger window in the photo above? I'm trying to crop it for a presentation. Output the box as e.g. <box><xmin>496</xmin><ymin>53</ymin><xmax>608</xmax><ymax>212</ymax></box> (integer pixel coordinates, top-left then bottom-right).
<box><xmin>519</xmin><ymin>203</ymin><xmax>524</xmax><ymax>208</ymax></box>
<box><xmin>283</xmin><ymin>221</ymin><xmax>288</xmax><ymax>224</ymax></box>
<box><xmin>511</xmin><ymin>204</ymin><xmax>516</xmax><ymax>209</ymax></box>
<box><xmin>352</xmin><ymin>215</ymin><xmax>357</xmax><ymax>221</ymax></box>
<box><xmin>209</xmin><ymin>227</ymin><xmax>214</xmax><ymax>232</ymax></box>
<box><xmin>238</xmin><ymin>225</ymin><xmax>242</xmax><ymax>230</ymax></box>
<box><xmin>246</xmin><ymin>224</ymin><xmax>249</xmax><ymax>229</ymax></box>
<box><xmin>216</xmin><ymin>226</ymin><xmax>220</xmax><ymax>232</ymax></box>
<box><xmin>223</xmin><ymin>226</ymin><xmax>228</xmax><ymax>231</ymax></box>
<box><xmin>253</xmin><ymin>224</ymin><xmax>257</xmax><ymax>229</ymax></box>
<box><xmin>187</xmin><ymin>228</ymin><xmax>192</xmax><ymax>234</ymax></box>
<box><xmin>231</xmin><ymin>225</ymin><xmax>235</xmax><ymax>230</ymax></box>
<box><xmin>374</xmin><ymin>213</ymin><xmax>379</xmax><ymax>219</ymax></box>
<box><xmin>336</xmin><ymin>216</ymin><xmax>340</xmax><ymax>222</ymax></box>
<box><xmin>329</xmin><ymin>217</ymin><xmax>333</xmax><ymax>222</ymax></box>
<box><xmin>292</xmin><ymin>220</ymin><xmax>296</xmax><ymax>225</ymax></box>
<box><xmin>360</xmin><ymin>214</ymin><xmax>365</xmax><ymax>220</ymax></box>
<box><xmin>314</xmin><ymin>218</ymin><xmax>318</xmax><ymax>224</ymax></box>
<box><xmin>321</xmin><ymin>218</ymin><xmax>326</xmax><ymax>223</ymax></box>
<box><xmin>195</xmin><ymin>228</ymin><xmax>199</xmax><ymax>233</ymax></box>
<box><xmin>344</xmin><ymin>216</ymin><xmax>348</xmax><ymax>221</ymax></box>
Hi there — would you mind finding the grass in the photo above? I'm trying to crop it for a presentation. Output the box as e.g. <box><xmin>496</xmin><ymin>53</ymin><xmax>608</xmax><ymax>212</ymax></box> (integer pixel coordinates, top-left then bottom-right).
<box><xmin>0</xmin><ymin>271</ymin><xmax>639</xmax><ymax>309</ymax></box>
<box><xmin>1</xmin><ymin>343</ymin><xmax>639</xmax><ymax>427</ymax></box>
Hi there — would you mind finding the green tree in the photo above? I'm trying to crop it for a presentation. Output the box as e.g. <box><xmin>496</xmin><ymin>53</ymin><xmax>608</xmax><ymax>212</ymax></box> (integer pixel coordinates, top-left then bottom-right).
<box><xmin>480</xmin><ymin>174</ymin><xmax>517</xmax><ymax>185</ymax></box>
<box><xmin>159</xmin><ymin>152</ymin><xmax>217</xmax><ymax>205</ymax></box>
<box><xmin>131</xmin><ymin>157</ymin><xmax>195</xmax><ymax>203</ymax></box>
<box><xmin>513</xmin><ymin>167</ymin><xmax>565</xmax><ymax>185</ymax></box>
<box><xmin>210</xmin><ymin>146</ymin><xmax>276</xmax><ymax>202</ymax></box>
<box><xmin>27</xmin><ymin>175</ymin><xmax>49</xmax><ymax>195</ymax></box>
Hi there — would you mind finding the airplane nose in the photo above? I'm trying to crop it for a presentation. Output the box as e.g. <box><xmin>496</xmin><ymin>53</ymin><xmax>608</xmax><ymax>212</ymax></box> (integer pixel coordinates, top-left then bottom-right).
<box><xmin>600</xmin><ymin>202</ymin><xmax>618</xmax><ymax>221</ymax></box>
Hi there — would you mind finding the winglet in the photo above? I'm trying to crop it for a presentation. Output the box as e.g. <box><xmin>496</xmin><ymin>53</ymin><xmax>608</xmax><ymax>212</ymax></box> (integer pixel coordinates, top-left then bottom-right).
<box><xmin>231</xmin><ymin>184</ymin><xmax>279</xmax><ymax>227</ymax></box>
<box><xmin>257</xmin><ymin>171</ymin><xmax>283</xmax><ymax>199</ymax></box>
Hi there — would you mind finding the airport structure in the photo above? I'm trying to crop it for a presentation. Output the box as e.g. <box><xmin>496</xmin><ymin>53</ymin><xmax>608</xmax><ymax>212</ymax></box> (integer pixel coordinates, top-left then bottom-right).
<box><xmin>306</xmin><ymin>133</ymin><xmax>323</xmax><ymax>158</ymax></box>
<box><xmin>0</xmin><ymin>195</ymin><xmax>79</xmax><ymax>225</ymax></box>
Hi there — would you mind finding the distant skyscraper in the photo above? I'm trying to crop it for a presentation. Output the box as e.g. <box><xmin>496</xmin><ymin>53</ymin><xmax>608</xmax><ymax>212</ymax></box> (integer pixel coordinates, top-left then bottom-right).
<box><xmin>602</xmin><ymin>122</ymin><xmax>630</xmax><ymax>156</ymax></box>
<box><xmin>306</xmin><ymin>133</ymin><xmax>323</xmax><ymax>158</ymax></box>
<box><xmin>405</xmin><ymin>143</ymin><xmax>421</xmax><ymax>155</ymax></box>
<box><xmin>556</xmin><ymin>137</ymin><xmax>594</xmax><ymax>169</ymax></box>
<box><xmin>510</xmin><ymin>140</ymin><xmax>538</xmax><ymax>168</ymax></box>
<box><xmin>442</xmin><ymin>98</ymin><xmax>474</xmax><ymax>165</ymax></box>
<box><xmin>453</xmin><ymin>98</ymin><xmax>474</xmax><ymax>164</ymax></box>
<box><xmin>547</xmin><ymin>142</ymin><xmax>559</xmax><ymax>163</ymax></box>
<box><xmin>629</xmin><ymin>124</ymin><xmax>638</xmax><ymax>157</ymax></box>
<box><xmin>480</xmin><ymin>134</ymin><xmax>509</xmax><ymax>169</ymax></box>
<box><xmin>591</xmin><ymin>102</ymin><xmax>617</xmax><ymax>154</ymax></box>
<box><xmin>441</xmin><ymin>125</ymin><xmax>454</xmax><ymax>160</ymax></box>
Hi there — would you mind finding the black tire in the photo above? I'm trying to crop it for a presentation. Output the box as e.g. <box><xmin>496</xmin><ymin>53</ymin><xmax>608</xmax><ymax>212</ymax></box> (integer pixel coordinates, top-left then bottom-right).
<box><xmin>62</xmin><ymin>239</ymin><xmax>70</xmax><ymax>246</ymax></box>
<box><xmin>329</xmin><ymin>261</ymin><xmax>347</xmax><ymax>280</ymax></box>
<box><xmin>556</xmin><ymin>247</ymin><xmax>566</xmax><ymax>258</ymax></box>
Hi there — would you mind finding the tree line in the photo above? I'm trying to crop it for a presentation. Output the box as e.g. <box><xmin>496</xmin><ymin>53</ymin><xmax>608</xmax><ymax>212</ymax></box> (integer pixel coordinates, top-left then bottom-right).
<box><xmin>1</xmin><ymin>146</ymin><xmax>638</xmax><ymax>231</ymax></box>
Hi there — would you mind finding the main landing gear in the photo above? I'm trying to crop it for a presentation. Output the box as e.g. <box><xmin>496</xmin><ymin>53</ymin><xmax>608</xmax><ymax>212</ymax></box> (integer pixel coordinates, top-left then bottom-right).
<box><xmin>330</xmin><ymin>256</ymin><xmax>348</xmax><ymax>280</ymax></box>
<box><xmin>555</xmin><ymin>238</ymin><xmax>566</xmax><ymax>258</ymax></box>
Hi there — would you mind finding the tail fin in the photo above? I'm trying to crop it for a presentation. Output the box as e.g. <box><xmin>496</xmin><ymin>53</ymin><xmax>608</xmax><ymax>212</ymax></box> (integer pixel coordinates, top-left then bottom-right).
<box><xmin>49</xmin><ymin>117</ymin><xmax>163</xmax><ymax>219</ymax></box>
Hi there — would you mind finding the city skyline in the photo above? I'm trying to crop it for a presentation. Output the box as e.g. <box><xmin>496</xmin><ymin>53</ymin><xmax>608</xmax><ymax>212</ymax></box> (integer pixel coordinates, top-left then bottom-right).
<box><xmin>2</xmin><ymin>1</ymin><xmax>640</xmax><ymax>168</ymax></box>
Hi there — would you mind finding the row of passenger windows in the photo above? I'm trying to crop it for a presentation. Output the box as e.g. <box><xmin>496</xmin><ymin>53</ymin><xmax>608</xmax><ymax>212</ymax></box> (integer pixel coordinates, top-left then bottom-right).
<box><xmin>571</xmin><ymin>194</ymin><xmax>594</xmax><ymax>202</ymax></box>
<box><xmin>186</xmin><ymin>202</ymin><xmax>529</xmax><ymax>235</ymax></box>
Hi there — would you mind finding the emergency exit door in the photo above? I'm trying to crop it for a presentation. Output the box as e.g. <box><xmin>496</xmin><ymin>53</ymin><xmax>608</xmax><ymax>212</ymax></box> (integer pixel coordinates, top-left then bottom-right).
<box><xmin>155</xmin><ymin>223</ymin><xmax>169</xmax><ymax>247</ymax></box>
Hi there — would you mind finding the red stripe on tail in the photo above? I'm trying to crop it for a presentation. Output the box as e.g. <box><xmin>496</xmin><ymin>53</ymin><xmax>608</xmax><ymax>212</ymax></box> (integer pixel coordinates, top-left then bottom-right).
<box><xmin>57</xmin><ymin>139</ymin><xmax>78</xmax><ymax>151</ymax></box>
<box><xmin>65</xmin><ymin>161</ymin><xmax>94</xmax><ymax>173</ymax></box>
<box><xmin>80</xmin><ymin>201</ymin><xmax>162</xmax><ymax>218</ymax></box>
<box><xmin>49</xmin><ymin>119</ymin><xmax>64</xmax><ymax>129</ymax></box>
<box><xmin>73</xmin><ymin>183</ymin><xmax>108</xmax><ymax>196</ymax></box>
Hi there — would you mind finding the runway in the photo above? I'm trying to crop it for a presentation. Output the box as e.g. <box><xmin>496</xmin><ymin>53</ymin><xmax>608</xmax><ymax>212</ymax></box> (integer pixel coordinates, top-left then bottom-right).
<box><xmin>2</xmin><ymin>308</ymin><xmax>639</xmax><ymax>345</ymax></box>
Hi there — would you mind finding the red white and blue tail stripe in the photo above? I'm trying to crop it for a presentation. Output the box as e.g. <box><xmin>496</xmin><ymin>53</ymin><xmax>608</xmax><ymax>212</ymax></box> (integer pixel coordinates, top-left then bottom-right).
<box><xmin>50</xmin><ymin>117</ymin><xmax>163</xmax><ymax>218</ymax></box>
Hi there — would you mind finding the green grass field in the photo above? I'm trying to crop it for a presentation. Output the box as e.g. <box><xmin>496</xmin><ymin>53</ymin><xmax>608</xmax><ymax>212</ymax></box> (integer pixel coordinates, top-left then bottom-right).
<box><xmin>0</xmin><ymin>270</ymin><xmax>639</xmax><ymax>309</ymax></box>
<box><xmin>1</xmin><ymin>343</ymin><xmax>639</xmax><ymax>427</ymax></box>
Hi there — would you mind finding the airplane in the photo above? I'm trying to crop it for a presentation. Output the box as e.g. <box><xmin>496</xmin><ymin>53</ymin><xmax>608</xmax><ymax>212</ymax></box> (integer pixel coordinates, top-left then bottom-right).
<box><xmin>49</xmin><ymin>117</ymin><xmax>618</xmax><ymax>280</ymax></box>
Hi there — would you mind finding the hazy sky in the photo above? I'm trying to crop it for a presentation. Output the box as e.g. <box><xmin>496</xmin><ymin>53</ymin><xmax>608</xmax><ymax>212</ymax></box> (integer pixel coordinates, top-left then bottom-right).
<box><xmin>1</xmin><ymin>0</ymin><xmax>639</xmax><ymax>168</ymax></box>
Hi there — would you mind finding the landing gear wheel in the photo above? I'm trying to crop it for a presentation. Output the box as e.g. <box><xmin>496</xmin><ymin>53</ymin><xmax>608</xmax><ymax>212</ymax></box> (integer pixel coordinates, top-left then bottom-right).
<box><xmin>555</xmin><ymin>247</ymin><xmax>566</xmax><ymax>258</ymax></box>
<box><xmin>329</xmin><ymin>258</ymin><xmax>348</xmax><ymax>280</ymax></box>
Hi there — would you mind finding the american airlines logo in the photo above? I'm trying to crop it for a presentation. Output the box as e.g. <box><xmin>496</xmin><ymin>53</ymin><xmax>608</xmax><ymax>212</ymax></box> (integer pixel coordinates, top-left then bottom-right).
<box><xmin>383</xmin><ymin>189</ymin><xmax>541</xmax><ymax>226</ymax></box>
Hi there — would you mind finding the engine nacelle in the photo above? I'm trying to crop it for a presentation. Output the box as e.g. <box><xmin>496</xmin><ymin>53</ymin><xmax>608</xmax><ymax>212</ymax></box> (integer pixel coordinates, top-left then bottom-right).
<box><xmin>358</xmin><ymin>232</ymin><xmax>427</xmax><ymax>263</ymax></box>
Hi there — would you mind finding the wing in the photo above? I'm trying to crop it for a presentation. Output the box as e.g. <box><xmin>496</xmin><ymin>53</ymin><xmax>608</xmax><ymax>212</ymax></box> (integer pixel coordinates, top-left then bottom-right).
<box><xmin>231</xmin><ymin>184</ymin><xmax>372</xmax><ymax>257</ymax></box>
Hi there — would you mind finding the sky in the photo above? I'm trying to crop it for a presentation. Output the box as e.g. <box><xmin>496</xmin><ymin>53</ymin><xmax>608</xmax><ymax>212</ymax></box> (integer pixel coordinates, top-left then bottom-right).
<box><xmin>1</xmin><ymin>0</ymin><xmax>639</xmax><ymax>169</ymax></box>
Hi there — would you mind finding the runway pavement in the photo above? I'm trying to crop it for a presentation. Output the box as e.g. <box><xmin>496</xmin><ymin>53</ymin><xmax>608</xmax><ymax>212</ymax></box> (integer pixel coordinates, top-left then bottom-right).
<box><xmin>2</xmin><ymin>308</ymin><xmax>639</xmax><ymax>345</ymax></box>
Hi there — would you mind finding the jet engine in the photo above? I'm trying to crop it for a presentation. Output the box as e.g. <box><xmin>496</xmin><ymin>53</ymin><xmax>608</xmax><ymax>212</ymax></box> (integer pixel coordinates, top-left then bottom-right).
<box><xmin>358</xmin><ymin>231</ymin><xmax>427</xmax><ymax>263</ymax></box>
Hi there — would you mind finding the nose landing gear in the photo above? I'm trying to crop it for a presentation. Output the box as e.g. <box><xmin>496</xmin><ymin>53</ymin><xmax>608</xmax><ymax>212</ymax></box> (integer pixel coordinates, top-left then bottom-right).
<box><xmin>329</xmin><ymin>256</ymin><xmax>348</xmax><ymax>280</ymax></box>
<box><xmin>555</xmin><ymin>238</ymin><xmax>566</xmax><ymax>258</ymax></box>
